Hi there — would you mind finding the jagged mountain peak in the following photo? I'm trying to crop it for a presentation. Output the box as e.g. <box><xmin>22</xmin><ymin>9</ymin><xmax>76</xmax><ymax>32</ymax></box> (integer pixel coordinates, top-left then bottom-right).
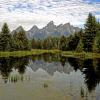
<box><xmin>11</xmin><ymin>26</ymin><xmax>24</xmax><ymax>34</ymax></box>
<box><xmin>12</xmin><ymin>21</ymin><xmax>80</xmax><ymax>39</ymax></box>
<box><xmin>31</xmin><ymin>25</ymin><xmax>38</xmax><ymax>30</ymax></box>
<box><xmin>29</xmin><ymin>25</ymin><xmax>39</xmax><ymax>32</ymax></box>
<box><xmin>44</xmin><ymin>21</ymin><xmax>56</xmax><ymax>31</ymax></box>
<box><xmin>16</xmin><ymin>26</ymin><xmax>24</xmax><ymax>31</ymax></box>
<box><xmin>63</xmin><ymin>23</ymin><xmax>70</xmax><ymax>27</ymax></box>
<box><xmin>47</xmin><ymin>21</ymin><xmax>54</xmax><ymax>25</ymax></box>
<box><xmin>45</xmin><ymin>21</ymin><xmax>56</xmax><ymax>28</ymax></box>
<box><xmin>26</xmin><ymin>21</ymin><xmax>80</xmax><ymax>39</ymax></box>
<box><xmin>57</xmin><ymin>24</ymin><xmax>63</xmax><ymax>27</ymax></box>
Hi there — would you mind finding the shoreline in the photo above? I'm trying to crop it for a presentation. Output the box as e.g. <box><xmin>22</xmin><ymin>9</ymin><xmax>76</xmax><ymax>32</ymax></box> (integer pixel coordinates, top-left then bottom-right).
<box><xmin>0</xmin><ymin>49</ymin><xmax>100</xmax><ymax>59</ymax></box>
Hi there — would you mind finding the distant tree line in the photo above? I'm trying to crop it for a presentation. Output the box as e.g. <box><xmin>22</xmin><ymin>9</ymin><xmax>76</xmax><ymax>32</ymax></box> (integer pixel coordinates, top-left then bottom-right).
<box><xmin>0</xmin><ymin>13</ymin><xmax>100</xmax><ymax>52</ymax></box>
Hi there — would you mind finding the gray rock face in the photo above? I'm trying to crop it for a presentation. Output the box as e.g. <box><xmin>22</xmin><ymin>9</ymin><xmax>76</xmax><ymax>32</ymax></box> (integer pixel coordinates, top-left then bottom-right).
<box><xmin>12</xmin><ymin>21</ymin><xmax>80</xmax><ymax>39</ymax></box>
<box><xmin>11</xmin><ymin>26</ymin><xmax>24</xmax><ymax>34</ymax></box>
<box><xmin>28</xmin><ymin>60</ymin><xmax>73</xmax><ymax>76</ymax></box>
<box><xmin>27</xmin><ymin>21</ymin><xmax>80</xmax><ymax>39</ymax></box>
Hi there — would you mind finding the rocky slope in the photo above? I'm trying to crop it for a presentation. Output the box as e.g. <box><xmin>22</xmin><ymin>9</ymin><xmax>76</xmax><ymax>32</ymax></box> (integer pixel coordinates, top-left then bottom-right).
<box><xmin>12</xmin><ymin>21</ymin><xmax>80</xmax><ymax>40</ymax></box>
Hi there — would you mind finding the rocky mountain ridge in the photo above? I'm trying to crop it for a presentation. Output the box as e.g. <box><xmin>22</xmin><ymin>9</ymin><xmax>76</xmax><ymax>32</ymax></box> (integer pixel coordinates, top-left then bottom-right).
<box><xmin>12</xmin><ymin>21</ymin><xmax>80</xmax><ymax>39</ymax></box>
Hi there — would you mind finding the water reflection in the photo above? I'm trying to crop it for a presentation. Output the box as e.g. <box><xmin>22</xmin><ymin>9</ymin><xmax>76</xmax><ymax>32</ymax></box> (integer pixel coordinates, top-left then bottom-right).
<box><xmin>29</xmin><ymin>54</ymin><xmax>73</xmax><ymax>75</ymax></box>
<box><xmin>31</xmin><ymin>54</ymin><xmax>100</xmax><ymax>93</ymax></box>
<box><xmin>83</xmin><ymin>59</ymin><xmax>100</xmax><ymax>92</ymax></box>
<box><xmin>68</xmin><ymin>58</ymin><xmax>100</xmax><ymax>93</ymax></box>
<box><xmin>0</xmin><ymin>57</ymin><xmax>29</xmax><ymax>83</ymax></box>
<box><xmin>0</xmin><ymin>57</ymin><xmax>13</xmax><ymax>83</ymax></box>
<box><xmin>0</xmin><ymin>54</ymin><xmax>100</xmax><ymax>96</ymax></box>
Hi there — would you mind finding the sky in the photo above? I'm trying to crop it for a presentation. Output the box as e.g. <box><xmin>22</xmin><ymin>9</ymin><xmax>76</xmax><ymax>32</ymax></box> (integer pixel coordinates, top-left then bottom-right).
<box><xmin>0</xmin><ymin>0</ymin><xmax>100</xmax><ymax>30</ymax></box>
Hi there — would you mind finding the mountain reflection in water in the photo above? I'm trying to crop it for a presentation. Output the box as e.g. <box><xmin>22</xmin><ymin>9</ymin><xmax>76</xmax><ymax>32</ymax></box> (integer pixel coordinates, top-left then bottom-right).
<box><xmin>0</xmin><ymin>54</ymin><xmax>100</xmax><ymax>100</ymax></box>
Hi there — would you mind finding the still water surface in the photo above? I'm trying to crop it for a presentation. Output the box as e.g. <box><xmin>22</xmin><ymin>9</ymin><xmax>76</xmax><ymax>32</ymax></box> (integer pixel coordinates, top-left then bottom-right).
<box><xmin>0</xmin><ymin>54</ymin><xmax>100</xmax><ymax>100</ymax></box>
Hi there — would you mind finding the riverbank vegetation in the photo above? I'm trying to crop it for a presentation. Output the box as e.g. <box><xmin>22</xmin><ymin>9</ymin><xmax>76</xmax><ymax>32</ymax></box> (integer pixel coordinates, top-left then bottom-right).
<box><xmin>1</xmin><ymin>50</ymin><xmax>100</xmax><ymax>59</ymax></box>
<box><xmin>0</xmin><ymin>13</ymin><xmax>100</xmax><ymax>58</ymax></box>
<box><xmin>0</xmin><ymin>49</ymin><xmax>60</xmax><ymax>57</ymax></box>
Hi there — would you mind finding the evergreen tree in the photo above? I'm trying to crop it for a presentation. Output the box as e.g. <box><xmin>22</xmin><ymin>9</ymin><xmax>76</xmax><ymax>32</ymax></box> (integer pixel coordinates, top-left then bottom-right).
<box><xmin>13</xmin><ymin>29</ymin><xmax>29</xmax><ymax>50</ymax></box>
<box><xmin>35</xmin><ymin>39</ymin><xmax>42</xmax><ymax>49</ymax></box>
<box><xmin>76</xmin><ymin>29</ymin><xmax>84</xmax><ymax>52</ymax></box>
<box><xmin>83</xmin><ymin>13</ymin><xmax>98</xmax><ymax>52</ymax></box>
<box><xmin>0</xmin><ymin>23</ymin><xmax>12</xmax><ymax>51</ymax></box>
<box><xmin>76</xmin><ymin>39</ymin><xmax>83</xmax><ymax>52</ymax></box>
<box><xmin>59</xmin><ymin>35</ymin><xmax>67</xmax><ymax>51</ymax></box>
<box><xmin>94</xmin><ymin>22</ymin><xmax>100</xmax><ymax>52</ymax></box>
<box><xmin>67</xmin><ymin>34</ymin><xmax>80</xmax><ymax>51</ymax></box>
<box><xmin>42</xmin><ymin>37</ymin><xmax>53</xmax><ymax>50</ymax></box>
<box><xmin>32</xmin><ymin>38</ymin><xmax>37</xmax><ymax>49</ymax></box>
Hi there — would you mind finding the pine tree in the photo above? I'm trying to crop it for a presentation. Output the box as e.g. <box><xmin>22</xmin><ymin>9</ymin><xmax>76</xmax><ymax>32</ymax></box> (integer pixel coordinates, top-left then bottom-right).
<box><xmin>67</xmin><ymin>34</ymin><xmax>80</xmax><ymax>51</ymax></box>
<box><xmin>13</xmin><ymin>29</ymin><xmax>29</xmax><ymax>50</ymax></box>
<box><xmin>76</xmin><ymin>39</ymin><xmax>83</xmax><ymax>52</ymax></box>
<box><xmin>59</xmin><ymin>35</ymin><xmax>67</xmax><ymax>51</ymax></box>
<box><xmin>76</xmin><ymin>29</ymin><xmax>84</xmax><ymax>52</ymax></box>
<box><xmin>83</xmin><ymin>13</ymin><xmax>98</xmax><ymax>52</ymax></box>
<box><xmin>0</xmin><ymin>23</ymin><xmax>12</xmax><ymax>51</ymax></box>
<box><xmin>32</xmin><ymin>38</ymin><xmax>37</xmax><ymax>49</ymax></box>
<box><xmin>94</xmin><ymin>22</ymin><xmax>100</xmax><ymax>52</ymax></box>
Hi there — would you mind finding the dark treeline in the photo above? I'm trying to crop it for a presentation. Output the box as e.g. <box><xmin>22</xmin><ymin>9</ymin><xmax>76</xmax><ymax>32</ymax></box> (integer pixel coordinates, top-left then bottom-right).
<box><xmin>31</xmin><ymin>32</ymin><xmax>81</xmax><ymax>51</ymax></box>
<box><xmin>0</xmin><ymin>13</ymin><xmax>100</xmax><ymax>52</ymax></box>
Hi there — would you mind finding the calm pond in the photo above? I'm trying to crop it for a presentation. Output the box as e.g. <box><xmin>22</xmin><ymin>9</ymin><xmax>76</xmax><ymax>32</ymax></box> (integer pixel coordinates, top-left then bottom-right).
<box><xmin>0</xmin><ymin>54</ymin><xmax>100</xmax><ymax>100</ymax></box>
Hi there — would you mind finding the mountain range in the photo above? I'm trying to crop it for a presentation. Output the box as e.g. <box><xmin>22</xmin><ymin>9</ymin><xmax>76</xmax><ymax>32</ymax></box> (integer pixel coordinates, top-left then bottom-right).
<box><xmin>28</xmin><ymin>60</ymin><xmax>73</xmax><ymax>76</ymax></box>
<box><xmin>12</xmin><ymin>21</ymin><xmax>80</xmax><ymax>40</ymax></box>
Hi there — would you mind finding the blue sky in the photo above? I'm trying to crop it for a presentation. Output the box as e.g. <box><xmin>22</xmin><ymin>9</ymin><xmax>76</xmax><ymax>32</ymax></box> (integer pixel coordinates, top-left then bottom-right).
<box><xmin>87</xmin><ymin>0</ymin><xmax>100</xmax><ymax>2</ymax></box>
<box><xmin>0</xmin><ymin>0</ymin><xmax>100</xmax><ymax>30</ymax></box>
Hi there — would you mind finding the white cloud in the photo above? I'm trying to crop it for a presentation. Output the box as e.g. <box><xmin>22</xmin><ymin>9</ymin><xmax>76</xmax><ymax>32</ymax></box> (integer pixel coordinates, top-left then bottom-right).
<box><xmin>0</xmin><ymin>0</ymin><xmax>99</xmax><ymax>30</ymax></box>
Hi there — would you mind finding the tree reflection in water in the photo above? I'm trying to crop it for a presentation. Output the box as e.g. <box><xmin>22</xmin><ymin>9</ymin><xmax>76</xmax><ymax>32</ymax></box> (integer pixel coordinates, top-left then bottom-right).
<box><xmin>68</xmin><ymin>58</ymin><xmax>100</xmax><ymax>93</ymax></box>
<box><xmin>0</xmin><ymin>54</ymin><xmax>100</xmax><ymax>94</ymax></box>
<box><xmin>0</xmin><ymin>57</ymin><xmax>29</xmax><ymax>83</ymax></box>
<box><xmin>82</xmin><ymin>59</ymin><xmax>100</xmax><ymax>92</ymax></box>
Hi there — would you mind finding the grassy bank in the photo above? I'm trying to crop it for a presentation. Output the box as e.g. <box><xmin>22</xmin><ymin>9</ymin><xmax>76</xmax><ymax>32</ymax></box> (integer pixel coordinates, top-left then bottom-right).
<box><xmin>0</xmin><ymin>49</ymin><xmax>61</xmax><ymax>57</ymax></box>
<box><xmin>0</xmin><ymin>49</ymin><xmax>100</xmax><ymax>59</ymax></box>
<box><xmin>62</xmin><ymin>51</ymin><xmax>100</xmax><ymax>59</ymax></box>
